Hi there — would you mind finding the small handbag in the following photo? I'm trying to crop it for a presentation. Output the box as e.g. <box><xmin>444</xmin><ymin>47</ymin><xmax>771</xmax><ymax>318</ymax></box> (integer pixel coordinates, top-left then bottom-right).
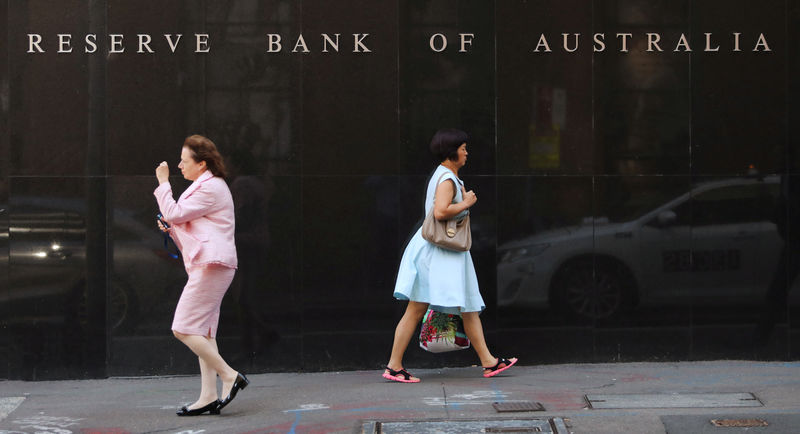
<box><xmin>419</xmin><ymin>309</ymin><xmax>471</xmax><ymax>353</ymax></box>
<box><xmin>421</xmin><ymin>173</ymin><xmax>472</xmax><ymax>252</ymax></box>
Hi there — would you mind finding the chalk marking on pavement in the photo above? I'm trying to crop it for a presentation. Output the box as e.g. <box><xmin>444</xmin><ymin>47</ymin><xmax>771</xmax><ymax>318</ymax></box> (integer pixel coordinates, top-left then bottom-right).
<box><xmin>339</xmin><ymin>406</ymin><xmax>425</xmax><ymax>414</ymax></box>
<box><xmin>12</xmin><ymin>415</ymin><xmax>84</xmax><ymax>434</ymax></box>
<box><xmin>283</xmin><ymin>403</ymin><xmax>330</xmax><ymax>413</ymax></box>
<box><xmin>423</xmin><ymin>390</ymin><xmax>510</xmax><ymax>406</ymax></box>
<box><xmin>132</xmin><ymin>404</ymin><xmax>177</xmax><ymax>410</ymax></box>
<box><xmin>173</xmin><ymin>430</ymin><xmax>205</xmax><ymax>434</ymax></box>
<box><xmin>0</xmin><ymin>398</ymin><xmax>25</xmax><ymax>423</ymax></box>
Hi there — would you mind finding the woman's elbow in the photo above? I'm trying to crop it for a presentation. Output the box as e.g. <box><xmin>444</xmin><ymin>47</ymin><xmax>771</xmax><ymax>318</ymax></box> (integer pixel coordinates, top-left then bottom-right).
<box><xmin>162</xmin><ymin>211</ymin><xmax>186</xmax><ymax>225</ymax></box>
<box><xmin>433</xmin><ymin>210</ymin><xmax>448</xmax><ymax>221</ymax></box>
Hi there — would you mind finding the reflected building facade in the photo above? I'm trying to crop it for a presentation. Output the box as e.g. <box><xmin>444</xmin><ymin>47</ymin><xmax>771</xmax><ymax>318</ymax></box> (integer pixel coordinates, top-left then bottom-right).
<box><xmin>1</xmin><ymin>0</ymin><xmax>799</xmax><ymax>379</ymax></box>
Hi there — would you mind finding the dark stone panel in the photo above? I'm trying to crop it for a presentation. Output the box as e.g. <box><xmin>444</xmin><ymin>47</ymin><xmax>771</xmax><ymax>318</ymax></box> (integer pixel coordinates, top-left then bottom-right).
<box><xmin>790</xmin><ymin>0</ymin><xmax>800</xmax><ymax>174</ymax></box>
<box><xmin>399</xmin><ymin>0</ymin><xmax>495</xmax><ymax>176</ymax></box>
<box><xmin>691</xmin><ymin>0</ymin><xmax>786</xmax><ymax>176</ymax></box>
<box><xmin>204</xmin><ymin>1</ymin><xmax>302</xmax><ymax>177</ymax></box>
<box><xmin>0</xmin><ymin>177</ymin><xmax>8</xmax><ymax>379</ymax></box>
<box><xmin>594</xmin><ymin>329</ymin><xmax>690</xmax><ymax>362</ymax></box>
<box><xmin>7</xmin><ymin>1</ymin><xmax>89</xmax><ymax>176</ymax></box>
<box><xmin>301</xmin><ymin>0</ymin><xmax>399</xmax><ymax>176</ymax></box>
<box><xmin>594</xmin><ymin>176</ymin><xmax>692</xmax><ymax>328</ymax></box>
<box><xmin>496</xmin><ymin>176</ymin><xmax>594</xmax><ymax>328</ymax></box>
<box><xmin>227</xmin><ymin>174</ymin><xmax>303</xmax><ymax>371</ymax></box>
<box><xmin>594</xmin><ymin>0</ymin><xmax>691</xmax><ymax>176</ymax></box>
<box><xmin>7</xmin><ymin>177</ymin><xmax>104</xmax><ymax>380</ymax></box>
<box><xmin>463</xmin><ymin>175</ymin><xmax>497</xmax><ymax>327</ymax></box>
<box><xmin>497</xmin><ymin>0</ymin><xmax>593</xmax><ymax>175</ymax></box>
<box><xmin>0</xmin><ymin>0</ymin><xmax>8</xmax><ymax>178</ymax></box>
<box><xmin>301</xmin><ymin>176</ymin><xmax>401</xmax><ymax>338</ymax></box>
<box><xmin>106</xmin><ymin>0</ymin><xmax>204</xmax><ymax>176</ymax></box>
<box><xmin>397</xmin><ymin>175</ymin><xmax>428</xmax><ymax>251</ymax></box>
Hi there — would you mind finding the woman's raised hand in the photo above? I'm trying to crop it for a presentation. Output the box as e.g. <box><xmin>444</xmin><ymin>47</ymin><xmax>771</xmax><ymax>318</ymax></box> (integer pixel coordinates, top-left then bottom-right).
<box><xmin>462</xmin><ymin>185</ymin><xmax>477</xmax><ymax>208</ymax></box>
<box><xmin>155</xmin><ymin>161</ymin><xmax>170</xmax><ymax>184</ymax></box>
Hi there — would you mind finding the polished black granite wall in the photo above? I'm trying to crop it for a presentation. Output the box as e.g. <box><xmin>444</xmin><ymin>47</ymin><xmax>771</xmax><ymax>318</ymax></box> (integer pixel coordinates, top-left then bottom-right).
<box><xmin>1</xmin><ymin>0</ymin><xmax>799</xmax><ymax>379</ymax></box>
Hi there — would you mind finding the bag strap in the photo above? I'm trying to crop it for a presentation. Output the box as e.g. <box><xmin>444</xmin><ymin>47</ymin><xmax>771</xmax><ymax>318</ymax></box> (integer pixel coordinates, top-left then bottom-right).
<box><xmin>162</xmin><ymin>232</ymin><xmax>180</xmax><ymax>259</ymax></box>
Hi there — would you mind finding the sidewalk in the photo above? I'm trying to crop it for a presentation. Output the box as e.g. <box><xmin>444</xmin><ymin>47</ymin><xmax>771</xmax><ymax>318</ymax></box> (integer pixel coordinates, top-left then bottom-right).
<box><xmin>2</xmin><ymin>361</ymin><xmax>800</xmax><ymax>433</ymax></box>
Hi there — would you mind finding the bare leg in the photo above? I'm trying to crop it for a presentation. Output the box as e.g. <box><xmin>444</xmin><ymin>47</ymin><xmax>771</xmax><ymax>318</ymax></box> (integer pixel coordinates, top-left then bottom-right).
<box><xmin>386</xmin><ymin>301</ymin><xmax>429</xmax><ymax>380</ymax></box>
<box><xmin>461</xmin><ymin>312</ymin><xmax>498</xmax><ymax>367</ymax></box>
<box><xmin>174</xmin><ymin>331</ymin><xmax>239</xmax><ymax>401</ymax></box>
<box><xmin>190</xmin><ymin>354</ymin><xmax>218</xmax><ymax>409</ymax></box>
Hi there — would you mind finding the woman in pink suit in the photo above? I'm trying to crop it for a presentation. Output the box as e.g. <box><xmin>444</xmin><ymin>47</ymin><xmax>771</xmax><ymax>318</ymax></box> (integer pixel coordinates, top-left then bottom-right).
<box><xmin>154</xmin><ymin>134</ymin><xmax>249</xmax><ymax>416</ymax></box>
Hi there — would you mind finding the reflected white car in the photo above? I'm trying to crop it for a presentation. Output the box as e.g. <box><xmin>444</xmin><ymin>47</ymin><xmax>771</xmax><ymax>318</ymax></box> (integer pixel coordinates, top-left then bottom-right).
<box><xmin>497</xmin><ymin>176</ymin><xmax>785</xmax><ymax>319</ymax></box>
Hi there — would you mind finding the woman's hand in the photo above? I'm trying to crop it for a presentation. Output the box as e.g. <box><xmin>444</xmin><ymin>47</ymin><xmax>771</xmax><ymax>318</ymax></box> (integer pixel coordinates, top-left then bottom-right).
<box><xmin>461</xmin><ymin>185</ymin><xmax>477</xmax><ymax>208</ymax></box>
<box><xmin>156</xmin><ymin>219</ymin><xmax>170</xmax><ymax>233</ymax></box>
<box><xmin>434</xmin><ymin>181</ymin><xmax>476</xmax><ymax>220</ymax></box>
<box><xmin>155</xmin><ymin>161</ymin><xmax>170</xmax><ymax>184</ymax></box>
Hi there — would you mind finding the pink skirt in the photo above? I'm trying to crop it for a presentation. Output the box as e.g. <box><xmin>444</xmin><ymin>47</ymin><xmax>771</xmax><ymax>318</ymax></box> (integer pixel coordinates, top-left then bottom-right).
<box><xmin>172</xmin><ymin>264</ymin><xmax>236</xmax><ymax>338</ymax></box>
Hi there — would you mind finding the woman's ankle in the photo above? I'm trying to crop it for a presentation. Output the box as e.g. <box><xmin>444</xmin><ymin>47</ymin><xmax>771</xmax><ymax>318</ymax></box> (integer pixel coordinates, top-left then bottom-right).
<box><xmin>481</xmin><ymin>356</ymin><xmax>498</xmax><ymax>368</ymax></box>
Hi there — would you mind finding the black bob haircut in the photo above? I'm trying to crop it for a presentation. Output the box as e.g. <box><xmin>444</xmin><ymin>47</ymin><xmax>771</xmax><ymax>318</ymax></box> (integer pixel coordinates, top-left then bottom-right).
<box><xmin>429</xmin><ymin>128</ymin><xmax>469</xmax><ymax>162</ymax></box>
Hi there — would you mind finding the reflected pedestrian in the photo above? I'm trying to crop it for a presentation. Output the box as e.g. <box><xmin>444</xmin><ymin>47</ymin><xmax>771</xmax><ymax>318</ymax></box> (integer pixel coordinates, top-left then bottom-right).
<box><xmin>154</xmin><ymin>134</ymin><xmax>249</xmax><ymax>415</ymax></box>
<box><xmin>756</xmin><ymin>174</ymin><xmax>800</xmax><ymax>344</ymax></box>
<box><xmin>384</xmin><ymin>128</ymin><xmax>517</xmax><ymax>383</ymax></box>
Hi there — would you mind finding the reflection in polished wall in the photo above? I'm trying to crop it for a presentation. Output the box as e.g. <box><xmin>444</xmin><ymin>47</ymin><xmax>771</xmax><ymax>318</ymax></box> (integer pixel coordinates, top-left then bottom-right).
<box><xmin>401</xmin><ymin>0</ymin><xmax>495</xmax><ymax>176</ymax></box>
<box><xmin>6</xmin><ymin>179</ymin><xmax>97</xmax><ymax>379</ymax></box>
<box><xmin>0</xmin><ymin>179</ymin><xmax>8</xmax><ymax>379</ymax></box>
<box><xmin>1</xmin><ymin>0</ymin><xmax>798</xmax><ymax>379</ymax></box>
<box><xmin>595</xmin><ymin>0</ymin><xmax>691</xmax><ymax>176</ymax></box>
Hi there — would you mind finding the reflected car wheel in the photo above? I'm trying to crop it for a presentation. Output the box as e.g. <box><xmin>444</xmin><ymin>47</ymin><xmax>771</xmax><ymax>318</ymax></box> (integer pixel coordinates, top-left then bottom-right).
<box><xmin>109</xmin><ymin>277</ymin><xmax>138</xmax><ymax>333</ymax></box>
<box><xmin>551</xmin><ymin>257</ymin><xmax>634</xmax><ymax>320</ymax></box>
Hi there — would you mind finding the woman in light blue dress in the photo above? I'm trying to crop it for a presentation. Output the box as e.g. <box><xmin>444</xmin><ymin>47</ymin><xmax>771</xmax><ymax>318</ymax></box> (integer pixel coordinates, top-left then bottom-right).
<box><xmin>383</xmin><ymin>128</ymin><xmax>517</xmax><ymax>383</ymax></box>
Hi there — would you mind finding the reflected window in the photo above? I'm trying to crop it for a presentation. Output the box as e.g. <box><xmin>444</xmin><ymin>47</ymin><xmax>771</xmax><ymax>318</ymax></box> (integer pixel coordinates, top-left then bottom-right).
<box><xmin>663</xmin><ymin>182</ymin><xmax>778</xmax><ymax>227</ymax></box>
<box><xmin>690</xmin><ymin>183</ymin><xmax>777</xmax><ymax>226</ymax></box>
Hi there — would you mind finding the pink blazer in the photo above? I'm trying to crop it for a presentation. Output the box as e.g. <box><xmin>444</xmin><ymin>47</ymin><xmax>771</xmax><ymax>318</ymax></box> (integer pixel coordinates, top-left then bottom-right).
<box><xmin>154</xmin><ymin>170</ymin><xmax>238</xmax><ymax>269</ymax></box>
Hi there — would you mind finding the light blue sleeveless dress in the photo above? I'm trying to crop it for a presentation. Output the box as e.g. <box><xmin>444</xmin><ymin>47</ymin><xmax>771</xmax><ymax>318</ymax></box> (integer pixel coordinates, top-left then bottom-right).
<box><xmin>393</xmin><ymin>165</ymin><xmax>485</xmax><ymax>314</ymax></box>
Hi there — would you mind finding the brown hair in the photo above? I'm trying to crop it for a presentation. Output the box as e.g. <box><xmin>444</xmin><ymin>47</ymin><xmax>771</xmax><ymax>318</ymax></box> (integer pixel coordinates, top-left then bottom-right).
<box><xmin>183</xmin><ymin>134</ymin><xmax>227</xmax><ymax>178</ymax></box>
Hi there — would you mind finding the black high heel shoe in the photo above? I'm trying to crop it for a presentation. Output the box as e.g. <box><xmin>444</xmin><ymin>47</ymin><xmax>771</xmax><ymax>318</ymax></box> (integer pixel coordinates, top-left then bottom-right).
<box><xmin>218</xmin><ymin>373</ymin><xmax>250</xmax><ymax>411</ymax></box>
<box><xmin>176</xmin><ymin>400</ymin><xmax>221</xmax><ymax>416</ymax></box>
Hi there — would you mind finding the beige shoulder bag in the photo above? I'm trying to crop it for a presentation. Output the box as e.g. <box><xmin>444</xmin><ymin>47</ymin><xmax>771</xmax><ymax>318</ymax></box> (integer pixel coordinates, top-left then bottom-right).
<box><xmin>421</xmin><ymin>172</ymin><xmax>472</xmax><ymax>252</ymax></box>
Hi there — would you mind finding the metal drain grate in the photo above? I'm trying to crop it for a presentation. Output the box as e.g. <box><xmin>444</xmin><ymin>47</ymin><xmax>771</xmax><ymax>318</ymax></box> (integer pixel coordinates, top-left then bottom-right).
<box><xmin>493</xmin><ymin>401</ymin><xmax>545</xmax><ymax>413</ymax></box>
<box><xmin>362</xmin><ymin>417</ymin><xmax>569</xmax><ymax>434</ymax></box>
<box><xmin>711</xmin><ymin>418</ymin><xmax>769</xmax><ymax>427</ymax></box>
